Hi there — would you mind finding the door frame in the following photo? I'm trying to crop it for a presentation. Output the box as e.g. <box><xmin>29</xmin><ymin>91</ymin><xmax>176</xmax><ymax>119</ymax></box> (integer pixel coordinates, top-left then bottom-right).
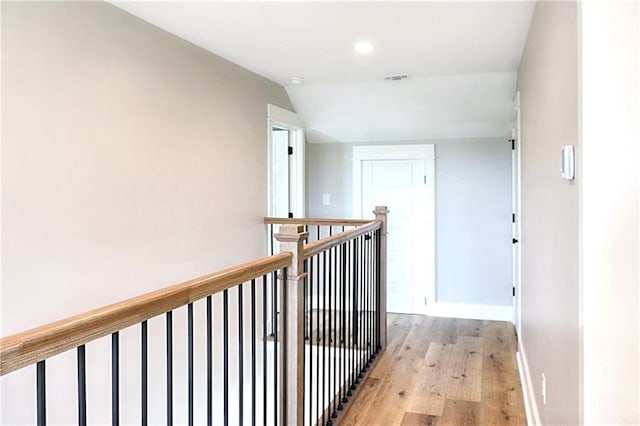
<box><xmin>267</xmin><ymin>104</ymin><xmax>305</xmax><ymax>217</ymax></box>
<box><xmin>352</xmin><ymin>144</ymin><xmax>435</xmax><ymax>313</ymax></box>
<box><xmin>512</xmin><ymin>92</ymin><xmax>522</xmax><ymax>336</ymax></box>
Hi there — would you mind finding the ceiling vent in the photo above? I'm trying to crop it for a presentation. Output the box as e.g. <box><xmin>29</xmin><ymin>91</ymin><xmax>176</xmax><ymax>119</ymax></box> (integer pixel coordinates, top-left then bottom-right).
<box><xmin>384</xmin><ymin>74</ymin><xmax>408</xmax><ymax>81</ymax></box>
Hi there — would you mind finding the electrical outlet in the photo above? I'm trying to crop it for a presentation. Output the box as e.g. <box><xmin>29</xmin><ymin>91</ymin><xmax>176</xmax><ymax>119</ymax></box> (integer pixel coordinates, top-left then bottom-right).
<box><xmin>541</xmin><ymin>373</ymin><xmax>547</xmax><ymax>405</ymax></box>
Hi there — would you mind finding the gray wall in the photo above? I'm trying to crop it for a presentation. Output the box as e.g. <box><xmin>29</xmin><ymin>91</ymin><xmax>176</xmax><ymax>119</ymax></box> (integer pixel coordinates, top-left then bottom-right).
<box><xmin>1</xmin><ymin>2</ymin><xmax>292</xmax><ymax>423</ymax></box>
<box><xmin>516</xmin><ymin>2</ymin><xmax>580</xmax><ymax>424</ymax></box>
<box><xmin>308</xmin><ymin>138</ymin><xmax>512</xmax><ymax>308</ymax></box>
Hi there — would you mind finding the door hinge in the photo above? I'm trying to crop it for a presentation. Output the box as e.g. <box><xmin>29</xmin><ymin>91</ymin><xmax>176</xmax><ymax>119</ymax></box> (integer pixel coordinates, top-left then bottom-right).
<box><xmin>512</xmin><ymin>213</ymin><xmax>516</xmax><ymax>223</ymax></box>
<box><xmin>512</xmin><ymin>286</ymin><xmax>516</xmax><ymax>297</ymax></box>
<box><xmin>425</xmin><ymin>297</ymin><xmax>427</xmax><ymax>306</ymax></box>
<box><xmin>288</xmin><ymin>212</ymin><xmax>294</xmax><ymax>218</ymax></box>
<box><xmin>288</xmin><ymin>146</ymin><xmax>293</xmax><ymax>155</ymax></box>
<box><xmin>509</xmin><ymin>138</ymin><xmax>515</xmax><ymax>150</ymax></box>
<box><xmin>424</xmin><ymin>175</ymin><xmax>427</xmax><ymax>184</ymax></box>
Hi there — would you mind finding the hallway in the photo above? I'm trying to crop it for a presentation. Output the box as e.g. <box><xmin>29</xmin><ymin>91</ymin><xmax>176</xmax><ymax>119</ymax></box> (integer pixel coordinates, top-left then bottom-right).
<box><xmin>341</xmin><ymin>314</ymin><xmax>526</xmax><ymax>425</ymax></box>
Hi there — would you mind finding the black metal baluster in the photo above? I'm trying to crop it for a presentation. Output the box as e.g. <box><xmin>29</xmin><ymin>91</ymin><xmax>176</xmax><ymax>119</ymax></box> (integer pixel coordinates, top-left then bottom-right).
<box><xmin>273</xmin><ymin>271</ymin><xmax>278</xmax><ymax>426</ymax></box>
<box><xmin>36</xmin><ymin>360</ymin><xmax>46</xmax><ymax>426</ymax></box>
<box><xmin>368</xmin><ymin>233</ymin><xmax>372</xmax><ymax>363</ymax></box>
<box><xmin>238</xmin><ymin>284</ymin><xmax>244</xmax><ymax>426</ymax></box>
<box><xmin>271</xmin><ymin>270</ymin><xmax>276</xmax><ymax>337</ymax></box>
<box><xmin>142</xmin><ymin>321</ymin><xmax>148</xmax><ymax>426</ymax></box>
<box><xmin>329</xmin><ymin>247</ymin><xmax>338</xmax><ymax>422</ymax></box>
<box><xmin>339</xmin><ymin>242</ymin><xmax>347</xmax><ymax>409</ymax></box>
<box><xmin>262</xmin><ymin>275</ymin><xmax>268</xmax><ymax>423</ymax></box>
<box><xmin>351</xmin><ymin>237</ymin><xmax>360</xmax><ymax>390</ymax></box>
<box><xmin>316</xmin><ymin>253</ymin><xmax>320</xmax><ymax>424</ymax></box>
<box><xmin>166</xmin><ymin>312</ymin><xmax>173</xmax><ymax>425</ymax></box>
<box><xmin>207</xmin><ymin>295</ymin><xmax>213</xmax><ymax>426</ymax></box>
<box><xmin>322</xmin><ymin>251</ymin><xmax>327</xmax><ymax>426</ymax></box>
<box><xmin>358</xmin><ymin>235</ymin><xmax>364</xmax><ymax>382</ymax></box>
<box><xmin>77</xmin><ymin>345</ymin><xmax>86</xmax><ymax>426</ymax></box>
<box><xmin>328</xmin><ymin>246</ymin><xmax>333</xmax><ymax>424</ymax></box>
<box><xmin>365</xmin><ymin>234</ymin><xmax>371</xmax><ymax>366</ymax></box>
<box><xmin>302</xmin><ymin>260</ymin><xmax>308</xmax><ymax>425</ymax></box>
<box><xmin>112</xmin><ymin>332</ymin><xmax>119</xmax><ymax>426</ymax></box>
<box><xmin>309</xmin><ymin>255</ymin><xmax>314</xmax><ymax>426</ymax></box>
<box><xmin>282</xmin><ymin>268</ymin><xmax>288</xmax><ymax>426</ymax></box>
<box><xmin>188</xmin><ymin>303</ymin><xmax>194</xmax><ymax>426</ymax></box>
<box><xmin>270</xmin><ymin>223</ymin><xmax>274</xmax><ymax>256</ymax></box>
<box><xmin>376</xmin><ymin>229</ymin><xmax>381</xmax><ymax>351</ymax></box>
<box><xmin>251</xmin><ymin>279</ymin><xmax>256</xmax><ymax>426</ymax></box>
<box><xmin>368</xmin><ymin>233</ymin><xmax>373</xmax><ymax>364</ymax></box>
<box><xmin>223</xmin><ymin>290</ymin><xmax>229</xmax><ymax>426</ymax></box>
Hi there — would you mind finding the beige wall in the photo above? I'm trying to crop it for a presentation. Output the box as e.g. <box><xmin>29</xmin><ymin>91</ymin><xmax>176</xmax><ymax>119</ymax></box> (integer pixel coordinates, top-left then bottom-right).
<box><xmin>517</xmin><ymin>2</ymin><xmax>580</xmax><ymax>424</ymax></box>
<box><xmin>1</xmin><ymin>1</ymin><xmax>292</xmax><ymax>423</ymax></box>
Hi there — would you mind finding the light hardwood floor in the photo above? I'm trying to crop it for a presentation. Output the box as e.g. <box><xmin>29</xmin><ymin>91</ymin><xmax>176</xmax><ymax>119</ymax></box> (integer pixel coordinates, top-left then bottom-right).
<box><xmin>340</xmin><ymin>314</ymin><xmax>526</xmax><ymax>426</ymax></box>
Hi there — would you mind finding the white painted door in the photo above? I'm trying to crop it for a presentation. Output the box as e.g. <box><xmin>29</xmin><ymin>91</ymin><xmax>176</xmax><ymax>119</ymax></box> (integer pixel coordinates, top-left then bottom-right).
<box><xmin>353</xmin><ymin>145</ymin><xmax>435</xmax><ymax>315</ymax></box>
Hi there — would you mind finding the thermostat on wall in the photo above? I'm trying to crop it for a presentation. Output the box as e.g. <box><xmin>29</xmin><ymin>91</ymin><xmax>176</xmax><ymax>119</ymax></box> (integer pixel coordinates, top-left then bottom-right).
<box><xmin>561</xmin><ymin>145</ymin><xmax>575</xmax><ymax>180</ymax></box>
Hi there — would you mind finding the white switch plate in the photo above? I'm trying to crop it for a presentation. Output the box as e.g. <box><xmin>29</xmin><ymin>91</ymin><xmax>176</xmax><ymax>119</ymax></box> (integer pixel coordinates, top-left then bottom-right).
<box><xmin>322</xmin><ymin>194</ymin><xmax>330</xmax><ymax>206</ymax></box>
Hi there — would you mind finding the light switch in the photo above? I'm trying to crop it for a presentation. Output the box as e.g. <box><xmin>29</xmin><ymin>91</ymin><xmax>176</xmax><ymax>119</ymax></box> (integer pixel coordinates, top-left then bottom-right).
<box><xmin>322</xmin><ymin>194</ymin><xmax>331</xmax><ymax>206</ymax></box>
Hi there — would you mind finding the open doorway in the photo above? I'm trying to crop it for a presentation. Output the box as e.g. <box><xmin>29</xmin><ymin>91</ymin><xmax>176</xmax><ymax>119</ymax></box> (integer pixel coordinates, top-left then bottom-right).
<box><xmin>267</xmin><ymin>104</ymin><xmax>305</xmax><ymax>218</ymax></box>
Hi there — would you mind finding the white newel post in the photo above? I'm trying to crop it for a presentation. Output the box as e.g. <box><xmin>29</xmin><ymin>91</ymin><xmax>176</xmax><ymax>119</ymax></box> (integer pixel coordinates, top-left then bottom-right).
<box><xmin>274</xmin><ymin>224</ymin><xmax>308</xmax><ymax>426</ymax></box>
<box><xmin>374</xmin><ymin>206</ymin><xmax>389</xmax><ymax>349</ymax></box>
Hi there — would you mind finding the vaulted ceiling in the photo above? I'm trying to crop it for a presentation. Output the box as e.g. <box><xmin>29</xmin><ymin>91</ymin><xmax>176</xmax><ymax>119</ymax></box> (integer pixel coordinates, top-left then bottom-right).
<box><xmin>110</xmin><ymin>1</ymin><xmax>536</xmax><ymax>143</ymax></box>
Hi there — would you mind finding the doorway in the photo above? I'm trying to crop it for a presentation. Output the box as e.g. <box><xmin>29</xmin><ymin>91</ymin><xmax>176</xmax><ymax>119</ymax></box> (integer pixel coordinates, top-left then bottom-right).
<box><xmin>267</xmin><ymin>104</ymin><xmax>305</xmax><ymax>218</ymax></box>
<box><xmin>353</xmin><ymin>145</ymin><xmax>435</xmax><ymax>315</ymax></box>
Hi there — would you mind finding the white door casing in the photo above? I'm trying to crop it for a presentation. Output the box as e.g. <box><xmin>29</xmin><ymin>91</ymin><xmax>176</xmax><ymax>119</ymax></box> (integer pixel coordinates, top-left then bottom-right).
<box><xmin>512</xmin><ymin>91</ymin><xmax>522</xmax><ymax>335</ymax></box>
<box><xmin>353</xmin><ymin>145</ymin><xmax>435</xmax><ymax>315</ymax></box>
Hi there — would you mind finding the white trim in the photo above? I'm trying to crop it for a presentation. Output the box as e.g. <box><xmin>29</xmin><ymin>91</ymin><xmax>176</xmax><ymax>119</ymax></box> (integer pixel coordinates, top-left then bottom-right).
<box><xmin>267</xmin><ymin>103</ymin><xmax>303</xmax><ymax>127</ymax></box>
<box><xmin>425</xmin><ymin>302</ymin><xmax>513</xmax><ymax>322</ymax></box>
<box><xmin>352</xmin><ymin>144</ymin><xmax>435</xmax><ymax>315</ymax></box>
<box><xmin>512</xmin><ymin>91</ymin><xmax>523</xmax><ymax>336</ymax></box>
<box><xmin>266</xmin><ymin>104</ymin><xmax>305</xmax><ymax>217</ymax></box>
<box><xmin>517</xmin><ymin>345</ymin><xmax>542</xmax><ymax>426</ymax></box>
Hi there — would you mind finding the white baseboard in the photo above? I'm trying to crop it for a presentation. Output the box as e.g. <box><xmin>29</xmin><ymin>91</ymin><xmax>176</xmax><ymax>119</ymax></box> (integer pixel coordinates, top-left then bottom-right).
<box><xmin>426</xmin><ymin>302</ymin><xmax>513</xmax><ymax>322</ymax></box>
<box><xmin>517</xmin><ymin>345</ymin><xmax>542</xmax><ymax>426</ymax></box>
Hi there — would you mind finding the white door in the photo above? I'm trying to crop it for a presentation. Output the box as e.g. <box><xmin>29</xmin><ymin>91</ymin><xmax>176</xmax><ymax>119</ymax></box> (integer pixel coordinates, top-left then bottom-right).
<box><xmin>353</xmin><ymin>145</ymin><xmax>435</xmax><ymax>315</ymax></box>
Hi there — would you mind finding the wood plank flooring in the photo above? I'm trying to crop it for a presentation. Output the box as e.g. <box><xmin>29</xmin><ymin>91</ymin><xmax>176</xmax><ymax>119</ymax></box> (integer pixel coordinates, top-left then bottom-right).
<box><xmin>340</xmin><ymin>314</ymin><xmax>526</xmax><ymax>426</ymax></box>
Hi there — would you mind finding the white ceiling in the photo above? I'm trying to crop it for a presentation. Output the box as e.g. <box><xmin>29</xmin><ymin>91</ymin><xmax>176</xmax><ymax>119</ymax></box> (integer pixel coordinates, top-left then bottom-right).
<box><xmin>110</xmin><ymin>1</ymin><xmax>536</xmax><ymax>142</ymax></box>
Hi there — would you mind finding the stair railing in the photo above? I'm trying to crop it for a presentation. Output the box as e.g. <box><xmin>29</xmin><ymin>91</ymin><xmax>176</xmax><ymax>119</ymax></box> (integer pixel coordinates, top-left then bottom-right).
<box><xmin>0</xmin><ymin>206</ymin><xmax>388</xmax><ymax>426</ymax></box>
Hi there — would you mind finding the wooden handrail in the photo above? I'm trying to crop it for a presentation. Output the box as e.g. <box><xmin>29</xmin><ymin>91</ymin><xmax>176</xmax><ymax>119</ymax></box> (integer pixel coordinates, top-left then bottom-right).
<box><xmin>302</xmin><ymin>220</ymin><xmax>382</xmax><ymax>259</ymax></box>
<box><xmin>0</xmin><ymin>252</ymin><xmax>292</xmax><ymax>376</ymax></box>
<box><xmin>264</xmin><ymin>217</ymin><xmax>371</xmax><ymax>226</ymax></box>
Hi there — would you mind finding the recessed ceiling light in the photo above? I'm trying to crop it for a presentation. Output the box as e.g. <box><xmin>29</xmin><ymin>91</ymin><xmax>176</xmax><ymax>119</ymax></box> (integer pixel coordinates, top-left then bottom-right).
<box><xmin>354</xmin><ymin>41</ymin><xmax>374</xmax><ymax>55</ymax></box>
<box><xmin>289</xmin><ymin>76</ymin><xmax>304</xmax><ymax>85</ymax></box>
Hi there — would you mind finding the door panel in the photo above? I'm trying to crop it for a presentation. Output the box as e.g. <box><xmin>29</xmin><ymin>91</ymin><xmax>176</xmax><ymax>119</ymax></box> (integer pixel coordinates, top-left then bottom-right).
<box><xmin>361</xmin><ymin>159</ymin><xmax>428</xmax><ymax>314</ymax></box>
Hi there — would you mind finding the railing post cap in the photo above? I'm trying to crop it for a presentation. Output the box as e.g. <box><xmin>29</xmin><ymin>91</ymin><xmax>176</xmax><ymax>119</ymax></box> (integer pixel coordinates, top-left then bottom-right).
<box><xmin>374</xmin><ymin>206</ymin><xmax>389</xmax><ymax>214</ymax></box>
<box><xmin>274</xmin><ymin>224</ymin><xmax>309</xmax><ymax>242</ymax></box>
